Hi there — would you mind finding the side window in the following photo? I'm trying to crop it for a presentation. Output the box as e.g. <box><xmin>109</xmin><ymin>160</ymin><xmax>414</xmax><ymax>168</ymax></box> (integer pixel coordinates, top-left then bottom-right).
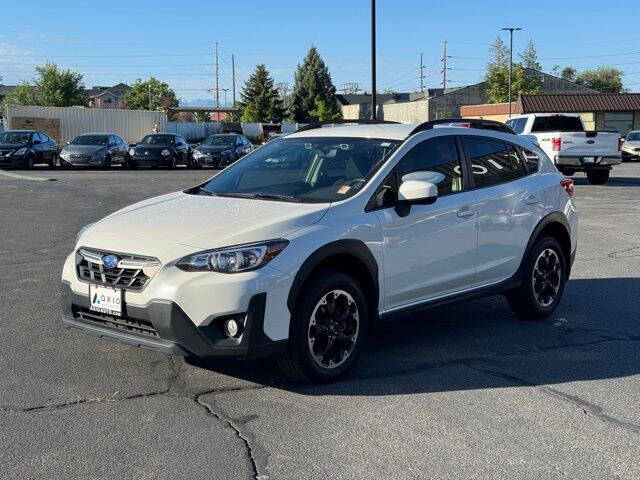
<box><xmin>396</xmin><ymin>137</ymin><xmax>464</xmax><ymax>196</ymax></box>
<box><xmin>507</xmin><ymin>143</ymin><xmax>527</xmax><ymax>179</ymax></box>
<box><xmin>521</xmin><ymin>147</ymin><xmax>540</xmax><ymax>172</ymax></box>
<box><xmin>462</xmin><ymin>138</ymin><xmax>514</xmax><ymax>188</ymax></box>
<box><xmin>236</xmin><ymin>136</ymin><xmax>244</xmax><ymax>146</ymax></box>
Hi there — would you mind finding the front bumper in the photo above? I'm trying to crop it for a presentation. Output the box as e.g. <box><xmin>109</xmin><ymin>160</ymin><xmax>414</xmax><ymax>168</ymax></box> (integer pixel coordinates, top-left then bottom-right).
<box><xmin>132</xmin><ymin>155</ymin><xmax>171</xmax><ymax>167</ymax></box>
<box><xmin>555</xmin><ymin>154</ymin><xmax>622</xmax><ymax>168</ymax></box>
<box><xmin>0</xmin><ymin>154</ymin><xmax>25</xmax><ymax>167</ymax></box>
<box><xmin>60</xmin><ymin>155</ymin><xmax>105</xmax><ymax>167</ymax></box>
<box><xmin>61</xmin><ymin>281</ymin><xmax>287</xmax><ymax>357</ymax></box>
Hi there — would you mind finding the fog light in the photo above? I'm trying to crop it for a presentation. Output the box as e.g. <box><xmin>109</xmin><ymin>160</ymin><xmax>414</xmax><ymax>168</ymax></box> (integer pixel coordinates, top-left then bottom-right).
<box><xmin>224</xmin><ymin>319</ymin><xmax>240</xmax><ymax>338</ymax></box>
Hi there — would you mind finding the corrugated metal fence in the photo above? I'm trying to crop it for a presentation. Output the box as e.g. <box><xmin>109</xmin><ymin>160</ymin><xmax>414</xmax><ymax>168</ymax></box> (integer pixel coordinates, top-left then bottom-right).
<box><xmin>7</xmin><ymin>106</ymin><xmax>166</xmax><ymax>144</ymax></box>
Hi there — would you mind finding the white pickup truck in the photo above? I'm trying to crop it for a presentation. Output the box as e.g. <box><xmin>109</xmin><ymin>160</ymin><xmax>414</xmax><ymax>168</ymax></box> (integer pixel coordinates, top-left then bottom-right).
<box><xmin>505</xmin><ymin>113</ymin><xmax>622</xmax><ymax>185</ymax></box>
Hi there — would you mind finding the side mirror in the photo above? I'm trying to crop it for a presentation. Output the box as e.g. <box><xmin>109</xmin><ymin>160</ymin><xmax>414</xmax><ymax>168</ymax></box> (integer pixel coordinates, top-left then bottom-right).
<box><xmin>32</xmin><ymin>139</ymin><xmax>41</xmax><ymax>145</ymax></box>
<box><xmin>398</xmin><ymin>179</ymin><xmax>438</xmax><ymax>203</ymax></box>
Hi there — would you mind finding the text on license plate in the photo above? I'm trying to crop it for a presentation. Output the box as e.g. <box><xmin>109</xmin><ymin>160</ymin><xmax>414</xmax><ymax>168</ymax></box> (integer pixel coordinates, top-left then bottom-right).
<box><xmin>583</xmin><ymin>157</ymin><xmax>595</xmax><ymax>163</ymax></box>
<box><xmin>89</xmin><ymin>284</ymin><xmax>122</xmax><ymax>316</ymax></box>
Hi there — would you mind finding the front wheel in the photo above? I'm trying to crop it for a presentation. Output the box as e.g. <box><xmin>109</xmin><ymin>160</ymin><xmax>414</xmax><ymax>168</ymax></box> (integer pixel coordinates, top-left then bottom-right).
<box><xmin>276</xmin><ymin>270</ymin><xmax>369</xmax><ymax>383</ymax></box>
<box><xmin>168</xmin><ymin>156</ymin><xmax>177</xmax><ymax>169</ymax></box>
<box><xmin>506</xmin><ymin>236</ymin><xmax>566</xmax><ymax>319</ymax></box>
<box><xmin>102</xmin><ymin>155</ymin><xmax>111</xmax><ymax>169</ymax></box>
<box><xmin>586</xmin><ymin>169</ymin><xmax>609</xmax><ymax>185</ymax></box>
<box><xmin>25</xmin><ymin>154</ymin><xmax>34</xmax><ymax>169</ymax></box>
<box><xmin>49</xmin><ymin>153</ymin><xmax>58</xmax><ymax>169</ymax></box>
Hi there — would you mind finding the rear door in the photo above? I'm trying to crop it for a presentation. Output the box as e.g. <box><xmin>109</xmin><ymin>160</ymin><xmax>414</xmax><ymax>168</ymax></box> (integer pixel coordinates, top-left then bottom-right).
<box><xmin>374</xmin><ymin>136</ymin><xmax>479</xmax><ymax>311</ymax></box>
<box><xmin>462</xmin><ymin>137</ymin><xmax>541</xmax><ymax>287</ymax></box>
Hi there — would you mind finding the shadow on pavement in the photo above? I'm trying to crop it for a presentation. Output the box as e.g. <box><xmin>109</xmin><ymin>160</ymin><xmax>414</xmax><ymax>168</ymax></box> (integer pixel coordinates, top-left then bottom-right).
<box><xmin>573</xmin><ymin>176</ymin><xmax>640</xmax><ymax>187</ymax></box>
<box><xmin>185</xmin><ymin>278</ymin><xmax>640</xmax><ymax>395</ymax></box>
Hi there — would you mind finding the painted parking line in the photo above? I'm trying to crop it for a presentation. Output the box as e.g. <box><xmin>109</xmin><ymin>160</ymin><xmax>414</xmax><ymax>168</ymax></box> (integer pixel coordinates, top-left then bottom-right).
<box><xmin>0</xmin><ymin>170</ymin><xmax>56</xmax><ymax>182</ymax></box>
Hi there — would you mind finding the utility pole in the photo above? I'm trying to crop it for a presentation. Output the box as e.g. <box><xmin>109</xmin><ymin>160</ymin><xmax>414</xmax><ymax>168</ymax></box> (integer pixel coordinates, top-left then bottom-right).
<box><xmin>231</xmin><ymin>54</ymin><xmax>236</xmax><ymax>109</ymax></box>
<box><xmin>148</xmin><ymin>83</ymin><xmax>152</xmax><ymax>110</ymax></box>
<box><xmin>419</xmin><ymin>53</ymin><xmax>425</xmax><ymax>93</ymax></box>
<box><xmin>214</xmin><ymin>42</ymin><xmax>219</xmax><ymax>109</ymax></box>
<box><xmin>502</xmin><ymin>27</ymin><xmax>521</xmax><ymax>117</ymax></box>
<box><xmin>441</xmin><ymin>41</ymin><xmax>448</xmax><ymax>90</ymax></box>
<box><xmin>370</xmin><ymin>0</ymin><xmax>377</xmax><ymax>120</ymax></box>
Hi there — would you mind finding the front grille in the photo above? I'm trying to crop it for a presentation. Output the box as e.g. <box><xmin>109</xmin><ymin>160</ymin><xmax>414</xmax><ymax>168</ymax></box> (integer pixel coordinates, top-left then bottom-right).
<box><xmin>76</xmin><ymin>248</ymin><xmax>160</xmax><ymax>292</ymax></box>
<box><xmin>73</xmin><ymin>306</ymin><xmax>158</xmax><ymax>337</ymax></box>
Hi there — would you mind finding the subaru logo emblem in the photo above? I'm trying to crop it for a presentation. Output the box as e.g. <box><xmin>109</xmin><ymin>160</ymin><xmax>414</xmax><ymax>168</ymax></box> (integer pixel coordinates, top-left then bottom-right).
<box><xmin>102</xmin><ymin>254</ymin><xmax>119</xmax><ymax>269</ymax></box>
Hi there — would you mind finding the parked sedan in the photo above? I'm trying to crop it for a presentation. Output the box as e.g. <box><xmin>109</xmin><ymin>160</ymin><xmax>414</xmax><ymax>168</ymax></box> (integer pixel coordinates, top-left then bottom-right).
<box><xmin>191</xmin><ymin>134</ymin><xmax>252</xmax><ymax>168</ymax></box>
<box><xmin>59</xmin><ymin>133</ymin><xmax>130</xmax><ymax>169</ymax></box>
<box><xmin>129</xmin><ymin>134</ymin><xmax>191</xmax><ymax>169</ymax></box>
<box><xmin>622</xmin><ymin>130</ymin><xmax>640</xmax><ymax>161</ymax></box>
<box><xmin>0</xmin><ymin>130</ymin><xmax>58</xmax><ymax>169</ymax></box>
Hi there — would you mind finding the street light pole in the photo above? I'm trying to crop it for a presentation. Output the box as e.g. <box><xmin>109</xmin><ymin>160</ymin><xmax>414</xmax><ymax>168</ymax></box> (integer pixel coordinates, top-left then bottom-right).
<box><xmin>502</xmin><ymin>27</ymin><xmax>521</xmax><ymax>118</ymax></box>
<box><xmin>371</xmin><ymin>0</ymin><xmax>376</xmax><ymax>120</ymax></box>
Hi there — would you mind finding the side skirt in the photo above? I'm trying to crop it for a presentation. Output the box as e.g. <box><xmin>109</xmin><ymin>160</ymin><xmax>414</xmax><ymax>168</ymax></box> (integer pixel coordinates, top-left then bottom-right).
<box><xmin>378</xmin><ymin>273</ymin><xmax>521</xmax><ymax>323</ymax></box>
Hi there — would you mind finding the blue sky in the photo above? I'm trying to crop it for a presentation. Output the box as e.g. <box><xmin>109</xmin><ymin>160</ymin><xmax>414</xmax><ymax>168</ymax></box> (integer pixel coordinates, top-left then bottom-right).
<box><xmin>1</xmin><ymin>0</ymin><xmax>639</xmax><ymax>103</ymax></box>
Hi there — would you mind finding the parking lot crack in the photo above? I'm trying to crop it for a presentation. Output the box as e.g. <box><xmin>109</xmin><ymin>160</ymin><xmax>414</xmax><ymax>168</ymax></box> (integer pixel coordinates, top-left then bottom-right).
<box><xmin>195</xmin><ymin>393</ymin><xmax>269</xmax><ymax>480</ymax></box>
<box><xmin>462</xmin><ymin>362</ymin><xmax>640</xmax><ymax>436</ymax></box>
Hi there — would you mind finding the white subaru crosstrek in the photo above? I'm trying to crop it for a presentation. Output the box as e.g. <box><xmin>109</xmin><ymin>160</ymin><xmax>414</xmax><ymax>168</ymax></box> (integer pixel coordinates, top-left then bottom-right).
<box><xmin>61</xmin><ymin>120</ymin><xmax>578</xmax><ymax>383</ymax></box>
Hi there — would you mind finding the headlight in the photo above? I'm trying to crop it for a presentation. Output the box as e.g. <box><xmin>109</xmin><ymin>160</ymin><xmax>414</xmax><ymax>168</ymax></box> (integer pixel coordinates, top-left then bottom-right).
<box><xmin>76</xmin><ymin>223</ymin><xmax>94</xmax><ymax>244</ymax></box>
<box><xmin>129</xmin><ymin>148</ymin><xmax>135</xmax><ymax>156</ymax></box>
<box><xmin>176</xmin><ymin>240</ymin><xmax>289</xmax><ymax>273</ymax></box>
<box><xmin>161</xmin><ymin>149</ymin><xmax>170</xmax><ymax>156</ymax></box>
<box><xmin>13</xmin><ymin>147</ymin><xmax>27</xmax><ymax>156</ymax></box>
<box><xmin>193</xmin><ymin>149</ymin><xmax>204</xmax><ymax>158</ymax></box>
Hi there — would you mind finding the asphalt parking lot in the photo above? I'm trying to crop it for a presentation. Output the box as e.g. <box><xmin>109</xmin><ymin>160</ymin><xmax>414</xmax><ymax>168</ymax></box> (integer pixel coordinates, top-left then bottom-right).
<box><xmin>1</xmin><ymin>164</ymin><xmax>639</xmax><ymax>479</ymax></box>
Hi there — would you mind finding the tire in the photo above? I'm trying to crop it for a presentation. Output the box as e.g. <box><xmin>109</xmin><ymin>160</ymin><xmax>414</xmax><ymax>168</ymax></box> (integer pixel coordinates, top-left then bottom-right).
<box><xmin>168</xmin><ymin>156</ymin><xmax>177</xmax><ymax>169</ymax></box>
<box><xmin>276</xmin><ymin>270</ymin><xmax>369</xmax><ymax>383</ymax></box>
<box><xmin>25</xmin><ymin>154</ymin><xmax>34</xmax><ymax>169</ymax></box>
<box><xmin>586</xmin><ymin>169</ymin><xmax>609</xmax><ymax>185</ymax></box>
<box><xmin>126</xmin><ymin>156</ymin><xmax>138</xmax><ymax>169</ymax></box>
<box><xmin>49</xmin><ymin>153</ymin><xmax>58</xmax><ymax>169</ymax></box>
<box><xmin>102</xmin><ymin>155</ymin><xmax>111</xmax><ymax>169</ymax></box>
<box><xmin>506</xmin><ymin>236</ymin><xmax>567</xmax><ymax>320</ymax></box>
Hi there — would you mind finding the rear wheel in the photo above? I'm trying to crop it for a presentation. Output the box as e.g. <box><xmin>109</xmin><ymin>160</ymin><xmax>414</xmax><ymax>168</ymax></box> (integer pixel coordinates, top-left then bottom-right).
<box><xmin>506</xmin><ymin>236</ymin><xmax>566</xmax><ymax>319</ymax></box>
<box><xmin>586</xmin><ymin>169</ymin><xmax>609</xmax><ymax>185</ymax></box>
<box><xmin>276</xmin><ymin>270</ymin><xmax>368</xmax><ymax>383</ymax></box>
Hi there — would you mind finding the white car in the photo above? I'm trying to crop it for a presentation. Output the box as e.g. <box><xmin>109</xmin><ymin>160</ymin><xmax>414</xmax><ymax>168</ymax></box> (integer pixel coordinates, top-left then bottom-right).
<box><xmin>622</xmin><ymin>130</ymin><xmax>640</xmax><ymax>161</ymax></box>
<box><xmin>61</xmin><ymin>119</ymin><xmax>578</xmax><ymax>383</ymax></box>
<box><xmin>505</xmin><ymin>113</ymin><xmax>622</xmax><ymax>185</ymax></box>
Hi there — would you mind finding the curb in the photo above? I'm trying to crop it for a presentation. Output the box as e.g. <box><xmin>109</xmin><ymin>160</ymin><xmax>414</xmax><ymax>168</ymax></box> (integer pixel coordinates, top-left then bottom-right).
<box><xmin>0</xmin><ymin>170</ymin><xmax>57</xmax><ymax>182</ymax></box>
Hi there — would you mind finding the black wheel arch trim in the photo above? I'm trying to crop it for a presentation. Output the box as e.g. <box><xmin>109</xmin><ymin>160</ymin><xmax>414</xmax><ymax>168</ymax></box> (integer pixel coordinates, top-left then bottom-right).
<box><xmin>519</xmin><ymin>212</ymin><xmax>573</xmax><ymax>279</ymax></box>
<box><xmin>286</xmin><ymin>239</ymin><xmax>379</xmax><ymax>316</ymax></box>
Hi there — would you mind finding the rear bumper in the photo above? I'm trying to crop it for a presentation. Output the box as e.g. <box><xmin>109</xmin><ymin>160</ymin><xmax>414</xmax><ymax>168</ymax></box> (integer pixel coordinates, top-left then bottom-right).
<box><xmin>555</xmin><ymin>154</ymin><xmax>622</xmax><ymax>168</ymax></box>
<box><xmin>61</xmin><ymin>281</ymin><xmax>287</xmax><ymax>358</ymax></box>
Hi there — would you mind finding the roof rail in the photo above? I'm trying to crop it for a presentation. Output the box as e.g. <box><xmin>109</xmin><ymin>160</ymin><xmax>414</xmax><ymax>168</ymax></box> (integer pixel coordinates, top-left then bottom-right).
<box><xmin>296</xmin><ymin>119</ymin><xmax>400</xmax><ymax>133</ymax></box>
<box><xmin>408</xmin><ymin>118</ymin><xmax>516</xmax><ymax>136</ymax></box>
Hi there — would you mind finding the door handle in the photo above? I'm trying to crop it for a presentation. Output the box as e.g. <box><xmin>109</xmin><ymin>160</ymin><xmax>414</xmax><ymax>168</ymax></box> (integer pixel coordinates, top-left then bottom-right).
<box><xmin>457</xmin><ymin>207</ymin><xmax>475</xmax><ymax>218</ymax></box>
<box><xmin>525</xmin><ymin>195</ymin><xmax>540</xmax><ymax>205</ymax></box>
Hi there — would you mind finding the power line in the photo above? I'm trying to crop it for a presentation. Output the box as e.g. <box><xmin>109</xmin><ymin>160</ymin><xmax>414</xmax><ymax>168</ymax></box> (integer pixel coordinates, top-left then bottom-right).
<box><xmin>0</xmin><ymin>52</ymin><xmax>210</xmax><ymax>58</ymax></box>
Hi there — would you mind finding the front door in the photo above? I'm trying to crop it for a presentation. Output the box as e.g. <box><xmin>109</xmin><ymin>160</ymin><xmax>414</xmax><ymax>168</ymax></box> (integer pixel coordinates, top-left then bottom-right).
<box><xmin>373</xmin><ymin>136</ymin><xmax>478</xmax><ymax>312</ymax></box>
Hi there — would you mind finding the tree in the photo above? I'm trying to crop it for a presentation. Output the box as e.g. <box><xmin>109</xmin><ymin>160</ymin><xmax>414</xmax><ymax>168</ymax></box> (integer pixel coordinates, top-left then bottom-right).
<box><xmin>560</xmin><ymin>66</ymin><xmax>577</xmax><ymax>81</ymax></box>
<box><xmin>238</xmin><ymin>64</ymin><xmax>284</xmax><ymax>123</ymax></box>
<box><xmin>290</xmin><ymin>46</ymin><xmax>341</xmax><ymax>122</ymax></box>
<box><xmin>309</xmin><ymin>99</ymin><xmax>340</xmax><ymax>122</ymax></box>
<box><xmin>2</xmin><ymin>62</ymin><xmax>87</xmax><ymax>108</ymax></box>
<box><xmin>519</xmin><ymin>39</ymin><xmax>541</xmax><ymax>70</ymax></box>
<box><xmin>123</xmin><ymin>77</ymin><xmax>178</xmax><ymax>111</ymax></box>
<box><xmin>575</xmin><ymin>67</ymin><xmax>624</xmax><ymax>93</ymax></box>
<box><xmin>195</xmin><ymin>111</ymin><xmax>211</xmax><ymax>122</ymax></box>
<box><xmin>486</xmin><ymin>37</ymin><xmax>541</xmax><ymax>103</ymax></box>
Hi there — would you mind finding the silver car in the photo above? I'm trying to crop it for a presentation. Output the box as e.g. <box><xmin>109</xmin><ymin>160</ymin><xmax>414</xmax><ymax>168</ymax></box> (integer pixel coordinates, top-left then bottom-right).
<box><xmin>59</xmin><ymin>133</ymin><xmax>130</xmax><ymax>169</ymax></box>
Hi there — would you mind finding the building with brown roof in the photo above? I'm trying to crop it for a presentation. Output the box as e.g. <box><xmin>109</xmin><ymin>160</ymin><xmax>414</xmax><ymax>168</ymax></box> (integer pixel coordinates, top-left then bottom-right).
<box><xmin>461</xmin><ymin>93</ymin><xmax>640</xmax><ymax>136</ymax></box>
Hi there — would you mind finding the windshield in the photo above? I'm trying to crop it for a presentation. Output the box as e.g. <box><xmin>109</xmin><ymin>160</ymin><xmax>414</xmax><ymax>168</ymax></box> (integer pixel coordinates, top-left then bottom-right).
<box><xmin>197</xmin><ymin>136</ymin><xmax>401</xmax><ymax>203</ymax></box>
<box><xmin>0</xmin><ymin>132</ymin><xmax>31</xmax><ymax>144</ymax></box>
<box><xmin>531</xmin><ymin>116</ymin><xmax>583</xmax><ymax>133</ymax></box>
<box><xmin>202</xmin><ymin>135</ymin><xmax>236</xmax><ymax>146</ymax></box>
<box><xmin>140</xmin><ymin>134</ymin><xmax>175</xmax><ymax>145</ymax></box>
<box><xmin>626</xmin><ymin>132</ymin><xmax>640</xmax><ymax>141</ymax></box>
<box><xmin>71</xmin><ymin>135</ymin><xmax>109</xmax><ymax>146</ymax></box>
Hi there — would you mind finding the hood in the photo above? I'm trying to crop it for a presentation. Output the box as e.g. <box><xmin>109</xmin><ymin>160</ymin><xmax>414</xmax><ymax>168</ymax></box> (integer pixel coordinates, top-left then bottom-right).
<box><xmin>63</xmin><ymin>144</ymin><xmax>106</xmax><ymax>154</ymax></box>
<box><xmin>197</xmin><ymin>145</ymin><xmax>232</xmax><ymax>154</ymax></box>
<box><xmin>623</xmin><ymin>140</ymin><xmax>640</xmax><ymax>148</ymax></box>
<box><xmin>81</xmin><ymin>191</ymin><xmax>329</xmax><ymax>260</ymax></box>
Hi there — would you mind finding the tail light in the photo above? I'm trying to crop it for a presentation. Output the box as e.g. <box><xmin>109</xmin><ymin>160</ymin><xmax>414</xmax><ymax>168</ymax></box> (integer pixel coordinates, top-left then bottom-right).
<box><xmin>560</xmin><ymin>178</ymin><xmax>574</xmax><ymax>199</ymax></box>
<box><xmin>618</xmin><ymin>138</ymin><xmax>623</xmax><ymax>151</ymax></box>
<box><xmin>552</xmin><ymin>137</ymin><xmax>561</xmax><ymax>151</ymax></box>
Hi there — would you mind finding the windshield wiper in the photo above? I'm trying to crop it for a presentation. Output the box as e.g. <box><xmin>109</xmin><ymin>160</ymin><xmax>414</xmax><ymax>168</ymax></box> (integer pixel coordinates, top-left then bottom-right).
<box><xmin>198</xmin><ymin>187</ymin><xmax>215</xmax><ymax>196</ymax></box>
<box><xmin>214</xmin><ymin>191</ymin><xmax>301</xmax><ymax>202</ymax></box>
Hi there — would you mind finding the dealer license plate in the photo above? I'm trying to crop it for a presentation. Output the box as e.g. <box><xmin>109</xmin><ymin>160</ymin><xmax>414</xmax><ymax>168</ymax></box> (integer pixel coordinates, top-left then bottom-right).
<box><xmin>89</xmin><ymin>284</ymin><xmax>122</xmax><ymax>316</ymax></box>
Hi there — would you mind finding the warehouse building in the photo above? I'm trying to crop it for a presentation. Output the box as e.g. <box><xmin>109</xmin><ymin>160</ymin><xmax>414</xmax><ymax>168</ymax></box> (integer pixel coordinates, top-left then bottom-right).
<box><xmin>461</xmin><ymin>93</ymin><xmax>640</xmax><ymax>137</ymax></box>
